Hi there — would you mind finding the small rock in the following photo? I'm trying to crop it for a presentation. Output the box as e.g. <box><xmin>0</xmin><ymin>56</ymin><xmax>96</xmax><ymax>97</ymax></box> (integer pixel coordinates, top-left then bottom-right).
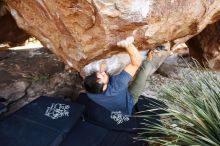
<box><xmin>157</xmin><ymin>63</ymin><xmax>182</xmax><ymax>79</ymax></box>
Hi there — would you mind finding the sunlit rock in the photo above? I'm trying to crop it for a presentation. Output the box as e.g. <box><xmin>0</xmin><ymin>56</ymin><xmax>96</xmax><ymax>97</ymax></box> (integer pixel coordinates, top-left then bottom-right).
<box><xmin>6</xmin><ymin>0</ymin><xmax>220</xmax><ymax>71</ymax></box>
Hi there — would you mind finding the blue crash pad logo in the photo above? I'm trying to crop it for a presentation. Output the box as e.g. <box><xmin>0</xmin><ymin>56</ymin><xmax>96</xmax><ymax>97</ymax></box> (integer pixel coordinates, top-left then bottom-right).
<box><xmin>45</xmin><ymin>103</ymin><xmax>70</xmax><ymax>119</ymax></box>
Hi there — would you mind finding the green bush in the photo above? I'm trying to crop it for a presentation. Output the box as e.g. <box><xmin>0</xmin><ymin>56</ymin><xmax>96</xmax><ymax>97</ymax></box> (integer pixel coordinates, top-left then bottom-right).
<box><xmin>138</xmin><ymin>70</ymin><xmax>220</xmax><ymax>146</ymax></box>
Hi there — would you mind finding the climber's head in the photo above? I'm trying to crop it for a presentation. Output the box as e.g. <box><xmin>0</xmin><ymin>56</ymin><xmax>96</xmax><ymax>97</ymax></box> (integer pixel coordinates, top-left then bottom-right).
<box><xmin>84</xmin><ymin>71</ymin><xmax>109</xmax><ymax>94</ymax></box>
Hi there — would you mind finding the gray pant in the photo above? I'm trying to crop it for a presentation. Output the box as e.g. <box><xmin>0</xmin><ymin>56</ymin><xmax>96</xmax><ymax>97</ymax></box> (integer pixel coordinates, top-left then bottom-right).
<box><xmin>128</xmin><ymin>60</ymin><xmax>154</xmax><ymax>104</ymax></box>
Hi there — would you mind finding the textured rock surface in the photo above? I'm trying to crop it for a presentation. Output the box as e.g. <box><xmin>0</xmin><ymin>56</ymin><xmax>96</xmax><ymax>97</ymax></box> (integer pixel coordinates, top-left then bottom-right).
<box><xmin>0</xmin><ymin>9</ymin><xmax>30</xmax><ymax>46</ymax></box>
<box><xmin>6</xmin><ymin>0</ymin><xmax>220</xmax><ymax>71</ymax></box>
<box><xmin>81</xmin><ymin>42</ymin><xmax>171</xmax><ymax>77</ymax></box>
<box><xmin>187</xmin><ymin>20</ymin><xmax>220</xmax><ymax>70</ymax></box>
<box><xmin>0</xmin><ymin>48</ymin><xmax>83</xmax><ymax>113</ymax></box>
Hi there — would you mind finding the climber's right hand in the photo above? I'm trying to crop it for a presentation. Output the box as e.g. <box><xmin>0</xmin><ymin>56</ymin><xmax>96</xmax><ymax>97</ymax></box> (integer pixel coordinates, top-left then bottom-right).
<box><xmin>117</xmin><ymin>36</ymin><xmax>134</xmax><ymax>48</ymax></box>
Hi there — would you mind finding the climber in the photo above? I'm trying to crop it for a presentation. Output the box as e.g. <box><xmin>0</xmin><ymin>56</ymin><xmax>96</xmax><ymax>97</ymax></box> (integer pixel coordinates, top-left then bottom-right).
<box><xmin>83</xmin><ymin>36</ymin><xmax>165</xmax><ymax>115</ymax></box>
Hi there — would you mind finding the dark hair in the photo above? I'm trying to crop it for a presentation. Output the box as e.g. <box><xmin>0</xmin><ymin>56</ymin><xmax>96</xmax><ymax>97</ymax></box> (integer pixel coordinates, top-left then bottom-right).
<box><xmin>84</xmin><ymin>72</ymin><xmax>104</xmax><ymax>94</ymax></box>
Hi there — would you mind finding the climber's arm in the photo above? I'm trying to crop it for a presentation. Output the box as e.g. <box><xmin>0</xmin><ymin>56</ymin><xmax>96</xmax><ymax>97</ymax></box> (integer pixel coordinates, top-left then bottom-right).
<box><xmin>117</xmin><ymin>37</ymin><xmax>142</xmax><ymax>77</ymax></box>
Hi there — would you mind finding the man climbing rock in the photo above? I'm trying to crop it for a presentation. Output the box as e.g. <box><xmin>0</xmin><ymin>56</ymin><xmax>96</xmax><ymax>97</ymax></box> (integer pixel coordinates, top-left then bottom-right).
<box><xmin>83</xmin><ymin>36</ymin><xmax>167</xmax><ymax>115</ymax></box>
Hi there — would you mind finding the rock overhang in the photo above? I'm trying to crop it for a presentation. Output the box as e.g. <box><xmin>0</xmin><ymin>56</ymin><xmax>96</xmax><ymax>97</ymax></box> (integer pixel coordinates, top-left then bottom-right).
<box><xmin>1</xmin><ymin>0</ymin><xmax>220</xmax><ymax>71</ymax></box>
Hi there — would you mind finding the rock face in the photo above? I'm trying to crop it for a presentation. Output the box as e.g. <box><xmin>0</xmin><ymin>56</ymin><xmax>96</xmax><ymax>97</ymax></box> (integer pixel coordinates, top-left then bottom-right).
<box><xmin>5</xmin><ymin>0</ymin><xmax>220</xmax><ymax>71</ymax></box>
<box><xmin>0</xmin><ymin>48</ymin><xmax>83</xmax><ymax>113</ymax></box>
<box><xmin>187</xmin><ymin>20</ymin><xmax>220</xmax><ymax>70</ymax></box>
<box><xmin>0</xmin><ymin>5</ymin><xmax>30</xmax><ymax>46</ymax></box>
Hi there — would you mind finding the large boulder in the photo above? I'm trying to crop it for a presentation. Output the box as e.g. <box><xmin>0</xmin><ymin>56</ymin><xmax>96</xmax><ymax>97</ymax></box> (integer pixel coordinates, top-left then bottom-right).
<box><xmin>5</xmin><ymin>0</ymin><xmax>220</xmax><ymax>71</ymax></box>
<box><xmin>0</xmin><ymin>48</ymin><xmax>83</xmax><ymax>113</ymax></box>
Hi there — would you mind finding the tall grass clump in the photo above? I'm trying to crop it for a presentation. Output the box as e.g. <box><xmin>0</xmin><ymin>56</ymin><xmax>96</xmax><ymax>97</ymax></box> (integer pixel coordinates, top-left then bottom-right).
<box><xmin>138</xmin><ymin>69</ymin><xmax>220</xmax><ymax>146</ymax></box>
